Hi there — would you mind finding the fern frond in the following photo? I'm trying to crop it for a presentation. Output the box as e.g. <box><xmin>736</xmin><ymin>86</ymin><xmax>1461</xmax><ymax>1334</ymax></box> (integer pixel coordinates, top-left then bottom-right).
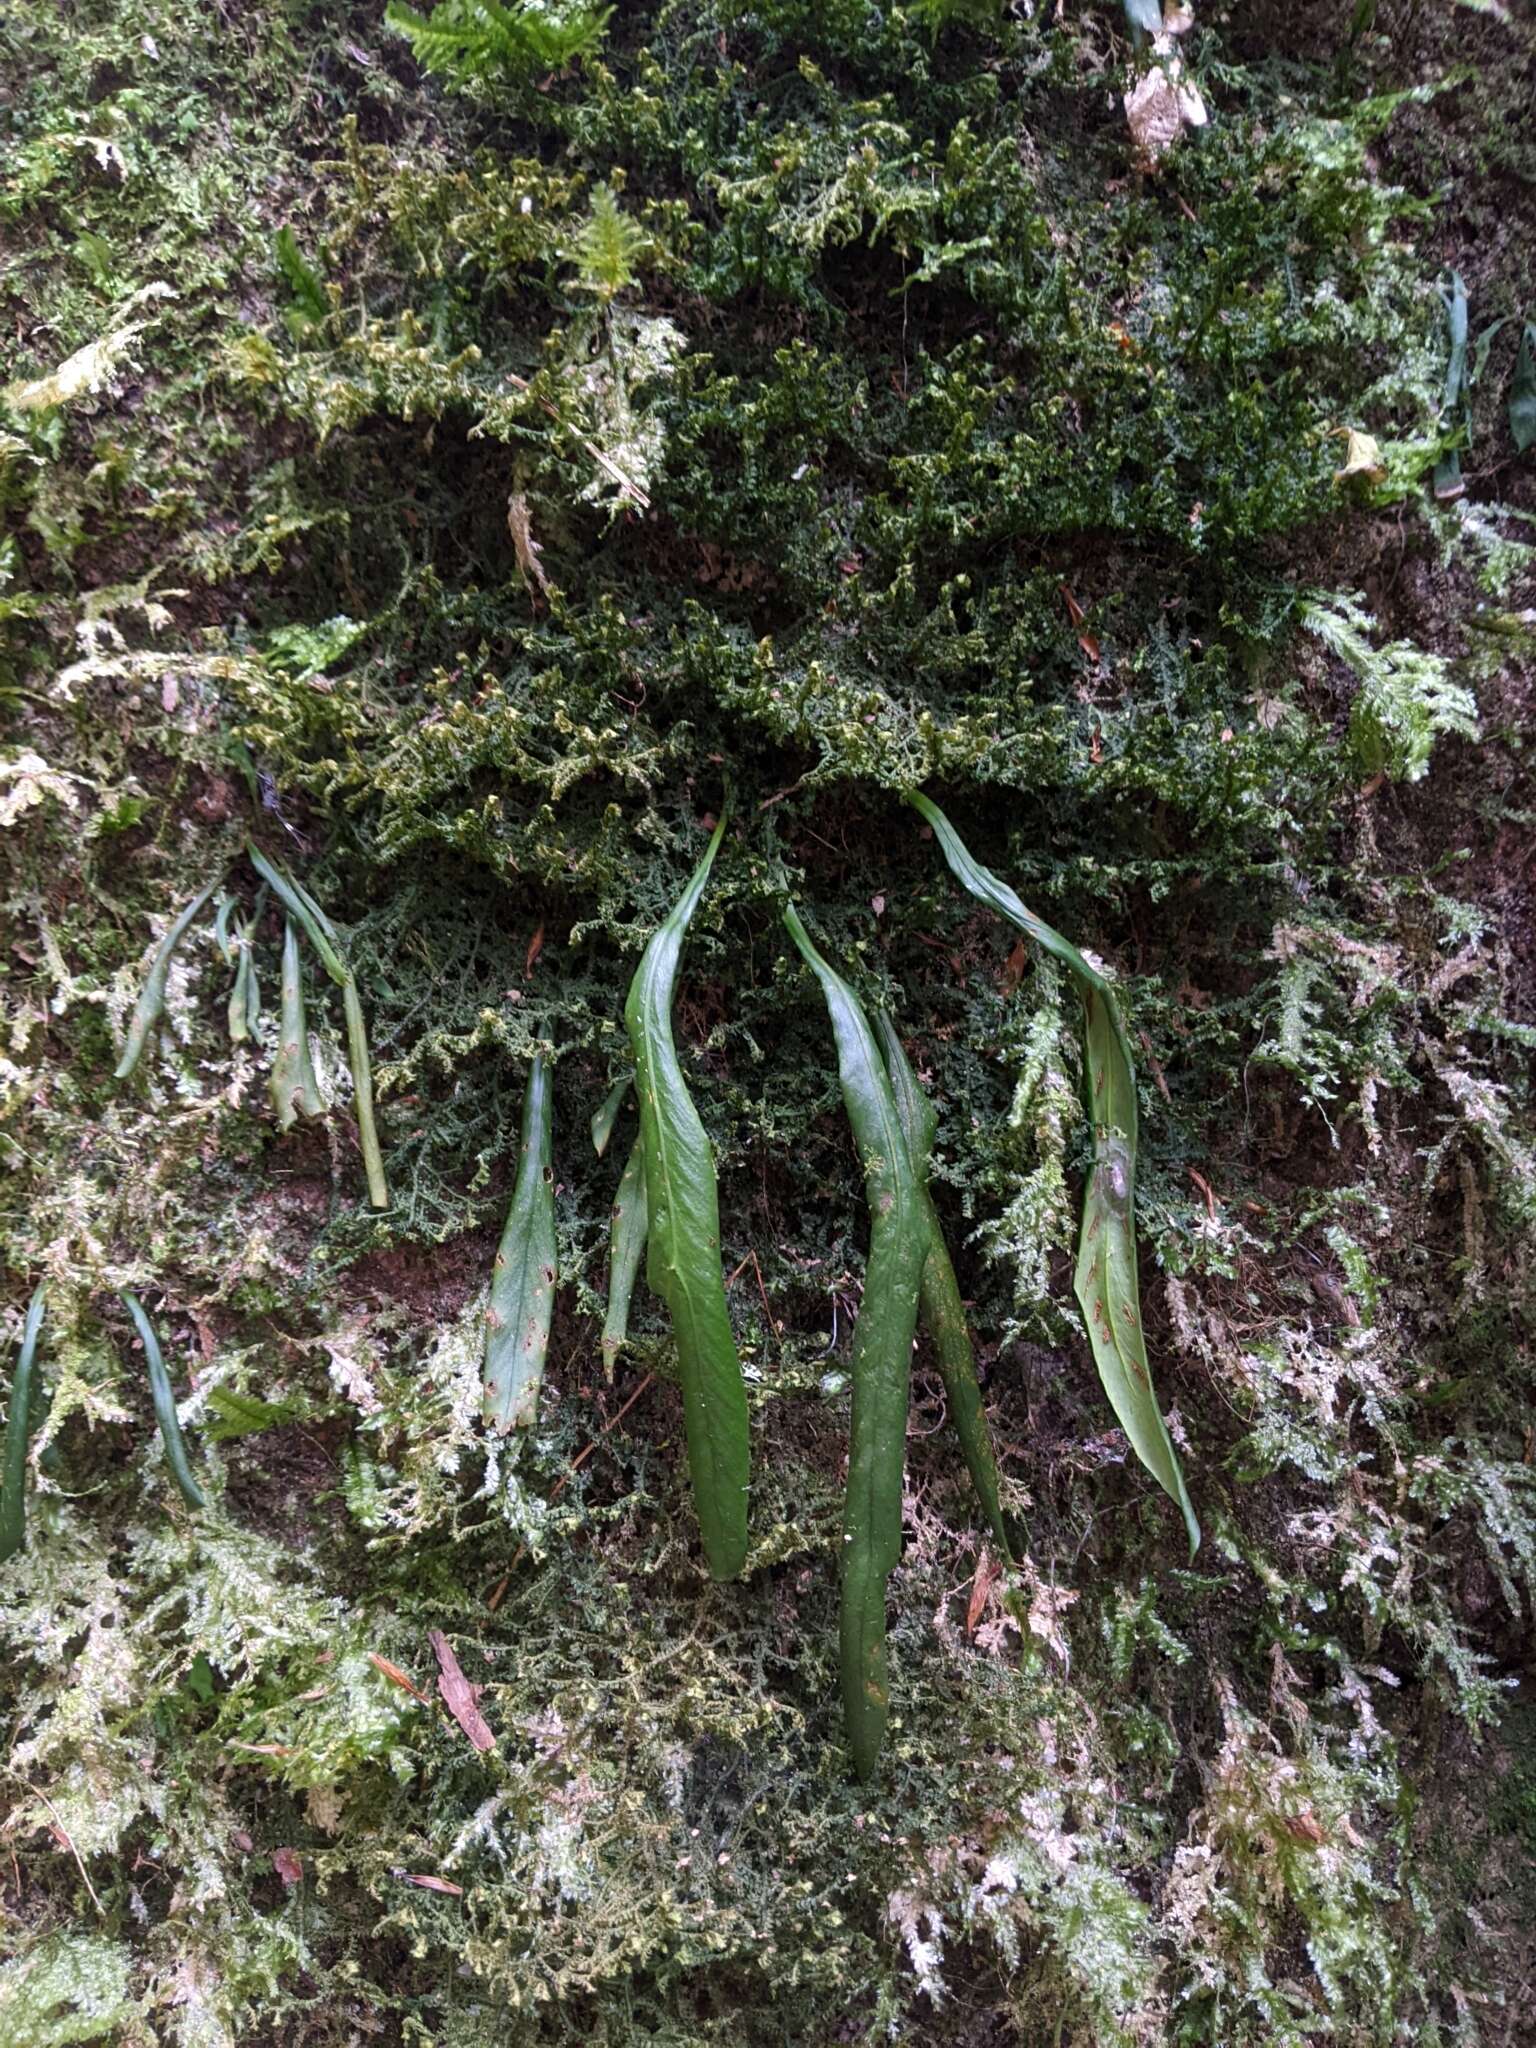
<box><xmin>1301</xmin><ymin>589</ymin><xmax>1478</xmax><ymax>783</ymax></box>
<box><xmin>571</xmin><ymin>186</ymin><xmax>649</xmax><ymax>299</ymax></box>
<box><xmin>273</xmin><ymin>227</ymin><xmax>328</xmax><ymax>337</ymax></box>
<box><xmin>385</xmin><ymin>0</ymin><xmax>610</xmax><ymax>89</ymax></box>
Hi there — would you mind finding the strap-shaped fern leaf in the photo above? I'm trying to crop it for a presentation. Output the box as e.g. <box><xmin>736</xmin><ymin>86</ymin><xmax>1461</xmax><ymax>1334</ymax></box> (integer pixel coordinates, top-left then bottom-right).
<box><xmin>910</xmin><ymin>792</ymin><xmax>1200</xmax><ymax>1556</ymax></box>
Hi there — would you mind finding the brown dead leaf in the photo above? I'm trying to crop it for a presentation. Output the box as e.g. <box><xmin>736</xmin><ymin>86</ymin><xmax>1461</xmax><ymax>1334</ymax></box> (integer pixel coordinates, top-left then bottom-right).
<box><xmin>525</xmin><ymin>925</ymin><xmax>545</xmax><ymax>977</ymax></box>
<box><xmin>369</xmin><ymin>1651</ymin><xmax>430</xmax><ymax>1705</ymax></box>
<box><xmin>507</xmin><ymin>490</ymin><xmax>551</xmax><ymax>600</ymax></box>
<box><xmin>402</xmin><ymin>1872</ymin><xmax>464</xmax><ymax>1895</ymax></box>
<box><xmin>966</xmin><ymin>1548</ymin><xmax>1001</xmax><ymax>1639</ymax></box>
<box><xmin>1280</xmin><ymin>1811</ymin><xmax>1326</xmax><ymax>1846</ymax></box>
<box><xmin>1001</xmin><ymin>939</ymin><xmax>1029</xmax><ymax>994</ymax></box>
<box><xmin>429</xmin><ymin>1630</ymin><xmax>496</xmax><ymax>1753</ymax></box>
<box><xmin>272</xmin><ymin>1847</ymin><xmax>303</xmax><ymax>1886</ymax></box>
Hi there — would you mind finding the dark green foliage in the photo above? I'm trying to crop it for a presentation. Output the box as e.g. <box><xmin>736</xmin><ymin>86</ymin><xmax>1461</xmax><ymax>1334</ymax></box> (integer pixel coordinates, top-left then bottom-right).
<box><xmin>785</xmin><ymin>901</ymin><xmax>925</xmax><ymax>1778</ymax></box>
<box><xmin>121</xmin><ymin>1292</ymin><xmax>205</xmax><ymax>1512</ymax></box>
<box><xmin>0</xmin><ymin>1283</ymin><xmax>46</xmax><ymax>1562</ymax></box>
<box><xmin>876</xmin><ymin>1011</ymin><xmax>1014</xmax><ymax>1564</ymax></box>
<box><xmin>625</xmin><ymin>814</ymin><xmax>751</xmax><ymax>1580</ymax></box>
<box><xmin>1512</xmin><ymin>321</ymin><xmax>1536</xmax><ymax>453</ymax></box>
<box><xmin>2</xmin><ymin>0</ymin><xmax>1536</xmax><ymax>2038</ymax></box>
<box><xmin>483</xmin><ymin>1052</ymin><xmax>556</xmax><ymax>1431</ymax></box>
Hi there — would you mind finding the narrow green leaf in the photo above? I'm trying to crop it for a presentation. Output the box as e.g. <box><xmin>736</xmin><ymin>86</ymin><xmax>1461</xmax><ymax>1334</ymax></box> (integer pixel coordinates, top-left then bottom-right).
<box><xmin>246</xmin><ymin>843</ymin><xmax>389</xmax><ymax>1209</ymax></box>
<box><xmin>623</xmin><ymin>815</ymin><xmax>750</xmax><ymax>1581</ymax></box>
<box><xmin>341</xmin><ymin>979</ymin><xmax>389</xmax><ymax>1212</ymax></box>
<box><xmin>1511</xmin><ymin>322</ymin><xmax>1536</xmax><ymax>454</ymax></box>
<box><xmin>1434</xmin><ymin>270</ymin><xmax>1470</xmax><ymax>502</ymax></box>
<box><xmin>227</xmin><ymin>924</ymin><xmax>258</xmax><ymax>1044</ymax></box>
<box><xmin>875</xmin><ymin>1013</ymin><xmax>1014</xmax><ymax>1565</ymax></box>
<box><xmin>484</xmin><ymin>1053</ymin><xmax>556</xmax><ymax>1433</ymax></box>
<box><xmin>591</xmin><ymin>1075</ymin><xmax>631</xmax><ymax>1157</ymax></box>
<box><xmin>601</xmin><ymin>1134</ymin><xmax>648</xmax><ymax>1379</ymax></box>
<box><xmin>271</xmin><ymin>918</ymin><xmax>323</xmax><ymax>1130</ymax></box>
<box><xmin>115</xmin><ymin>875</ymin><xmax>223</xmax><ymax>1079</ymax></box>
<box><xmin>785</xmin><ymin>902</ymin><xmax>924</xmax><ymax>1780</ymax></box>
<box><xmin>213</xmin><ymin>891</ymin><xmax>237</xmax><ymax>965</ymax></box>
<box><xmin>245</xmin><ymin>842</ymin><xmax>348</xmax><ymax>983</ymax></box>
<box><xmin>0</xmin><ymin>1282</ymin><xmax>47</xmax><ymax>1563</ymax></box>
<box><xmin>121</xmin><ymin>1291</ymin><xmax>205</xmax><ymax>1511</ymax></box>
<box><xmin>910</xmin><ymin>792</ymin><xmax>1199</xmax><ymax>1555</ymax></box>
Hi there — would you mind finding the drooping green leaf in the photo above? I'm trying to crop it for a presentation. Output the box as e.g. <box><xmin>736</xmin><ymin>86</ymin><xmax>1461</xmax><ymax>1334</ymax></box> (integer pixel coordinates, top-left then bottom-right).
<box><xmin>784</xmin><ymin>902</ymin><xmax>924</xmax><ymax>1780</ymax></box>
<box><xmin>0</xmin><ymin>1281</ymin><xmax>47</xmax><ymax>1563</ymax></box>
<box><xmin>271</xmin><ymin>917</ymin><xmax>323</xmax><ymax>1131</ymax></box>
<box><xmin>227</xmin><ymin>916</ymin><xmax>261</xmax><ymax>1045</ymax></box>
<box><xmin>121</xmin><ymin>1291</ymin><xmax>205</xmax><ymax>1512</ymax></box>
<box><xmin>114</xmin><ymin>875</ymin><xmax>223</xmax><ymax>1079</ymax></box>
<box><xmin>484</xmin><ymin>1053</ymin><xmax>556</xmax><ymax>1433</ymax></box>
<box><xmin>213</xmin><ymin>891</ymin><xmax>237</xmax><ymax>965</ymax></box>
<box><xmin>624</xmin><ymin>816</ymin><xmax>750</xmax><ymax>1581</ymax></box>
<box><xmin>339</xmin><ymin>979</ymin><xmax>388</xmax><ymax>1211</ymax></box>
<box><xmin>246</xmin><ymin>842</ymin><xmax>347</xmax><ymax>982</ymax></box>
<box><xmin>601</xmin><ymin>1134</ymin><xmax>648</xmax><ymax>1379</ymax></box>
<box><xmin>1434</xmin><ymin>269</ymin><xmax>1470</xmax><ymax>502</ymax></box>
<box><xmin>1511</xmin><ymin>322</ymin><xmax>1536</xmax><ymax>454</ymax></box>
<box><xmin>875</xmin><ymin>1013</ymin><xmax>1014</xmax><ymax>1565</ymax></box>
<box><xmin>910</xmin><ymin>793</ymin><xmax>1199</xmax><ymax>1555</ymax></box>
<box><xmin>591</xmin><ymin>1075</ymin><xmax>631</xmax><ymax>1157</ymax></box>
<box><xmin>245</xmin><ymin>843</ymin><xmax>388</xmax><ymax>1209</ymax></box>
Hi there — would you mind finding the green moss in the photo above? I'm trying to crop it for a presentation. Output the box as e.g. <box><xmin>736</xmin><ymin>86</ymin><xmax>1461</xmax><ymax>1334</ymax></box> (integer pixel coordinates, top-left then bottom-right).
<box><xmin>2</xmin><ymin>0</ymin><xmax>1535</xmax><ymax>2039</ymax></box>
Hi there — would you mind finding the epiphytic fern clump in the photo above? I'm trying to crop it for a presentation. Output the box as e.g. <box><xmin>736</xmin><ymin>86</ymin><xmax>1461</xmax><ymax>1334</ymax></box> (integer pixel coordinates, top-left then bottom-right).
<box><xmin>113</xmin><ymin>843</ymin><xmax>390</xmax><ymax>1210</ymax></box>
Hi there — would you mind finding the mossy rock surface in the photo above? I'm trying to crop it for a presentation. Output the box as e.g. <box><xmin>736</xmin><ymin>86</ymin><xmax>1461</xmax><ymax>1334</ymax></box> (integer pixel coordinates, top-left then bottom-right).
<box><xmin>2</xmin><ymin>1</ymin><xmax>1535</xmax><ymax>2041</ymax></box>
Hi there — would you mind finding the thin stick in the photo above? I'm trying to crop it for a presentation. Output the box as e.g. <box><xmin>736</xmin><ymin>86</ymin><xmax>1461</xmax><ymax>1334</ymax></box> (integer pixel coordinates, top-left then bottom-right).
<box><xmin>502</xmin><ymin>372</ymin><xmax>649</xmax><ymax>510</ymax></box>
<box><xmin>492</xmin><ymin>1372</ymin><xmax>657</xmax><ymax>1601</ymax></box>
<box><xmin>7</xmin><ymin>1771</ymin><xmax>104</xmax><ymax>1915</ymax></box>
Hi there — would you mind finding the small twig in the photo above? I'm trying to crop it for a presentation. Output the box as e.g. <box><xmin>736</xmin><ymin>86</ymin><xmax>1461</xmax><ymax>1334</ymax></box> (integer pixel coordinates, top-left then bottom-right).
<box><xmin>491</xmin><ymin>1373</ymin><xmax>658</xmax><ymax>1600</ymax></box>
<box><xmin>725</xmin><ymin>1247</ymin><xmax>778</xmax><ymax>1347</ymax></box>
<box><xmin>502</xmin><ymin>372</ymin><xmax>650</xmax><ymax>510</ymax></box>
<box><xmin>1137</xmin><ymin>1028</ymin><xmax>1172</xmax><ymax>1103</ymax></box>
<box><xmin>6</xmin><ymin>1771</ymin><xmax>104</xmax><ymax>1915</ymax></box>
<box><xmin>758</xmin><ymin>779</ymin><xmax>807</xmax><ymax>812</ymax></box>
